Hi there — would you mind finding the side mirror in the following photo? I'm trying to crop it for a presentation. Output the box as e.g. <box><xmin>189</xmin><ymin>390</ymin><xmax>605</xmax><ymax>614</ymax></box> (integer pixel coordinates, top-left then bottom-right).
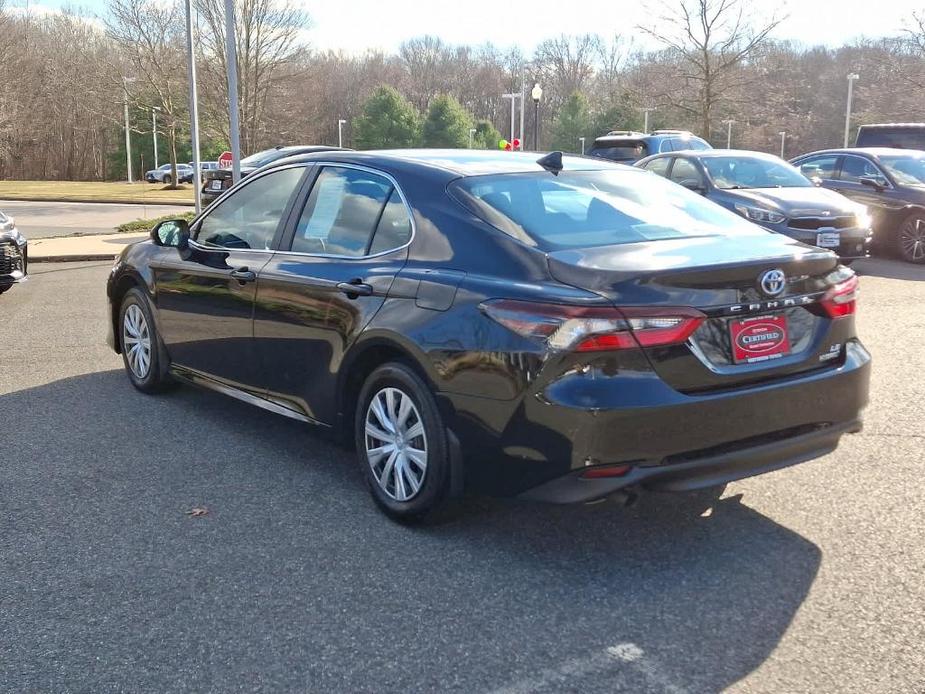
<box><xmin>859</xmin><ymin>176</ymin><xmax>886</xmax><ymax>192</ymax></box>
<box><xmin>151</xmin><ymin>219</ymin><xmax>190</xmax><ymax>250</ymax></box>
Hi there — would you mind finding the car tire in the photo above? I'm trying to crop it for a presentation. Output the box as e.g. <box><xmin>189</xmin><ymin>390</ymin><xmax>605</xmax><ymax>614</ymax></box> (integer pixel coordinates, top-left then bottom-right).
<box><xmin>897</xmin><ymin>211</ymin><xmax>925</xmax><ymax>264</ymax></box>
<box><xmin>355</xmin><ymin>362</ymin><xmax>451</xmax><ymax>522</ymax></box>
<box><xmin>119</xmin><ymin>288</ymin><xmax>172</xmax><ymax>393</ymax></box>
<box><xmin>163</xmin><ymin>174</ymin><xmax>172</xmax><ymax>186</ymax></box>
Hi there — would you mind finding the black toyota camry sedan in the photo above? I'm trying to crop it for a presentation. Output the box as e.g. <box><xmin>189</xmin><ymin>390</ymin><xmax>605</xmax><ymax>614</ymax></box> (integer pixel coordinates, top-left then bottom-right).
<box><xmin>106</xmin><ymin>149</ymin><xmax>871</xmax><ymax>520</ymax></box>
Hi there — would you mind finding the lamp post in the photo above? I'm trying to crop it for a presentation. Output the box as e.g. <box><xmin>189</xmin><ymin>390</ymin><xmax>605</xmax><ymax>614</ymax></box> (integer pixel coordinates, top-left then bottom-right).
<box><xmin>338</xmin><ymin>119</ymin><xmax>346</xmax><ymax>148</ymax></box>
<box><xmin>722</xmin><ymin>119</ymin><xmax>735</xmax><ymax>148</ymax></box>
<box><xmin>579</xmin><ymin>137</ymin><xmax>586</xmax><ymax>155</ymax></box>
<box><xmin>151</xmin><ymin>107</ymin><xmax>161</xmax><ymax>169</ymax></box>
<box><xmin>531</xmin><ymin>83</ymin><xmax>543</xmax><ymax>151</ymax></box>
<box><xmin>502</xmin><ymin>91</ymin><xmax>521</xmax><ymax>145</ymax></box>
<box><xmin>122</xmin><ymin>76</ymin><xmax>136</xmax><ymax>183</ymax></box>
<box><xmin>223</xmin><ymin>0</ymin><xmax>242</xmax><ymax>184</ymax></box>
<box><xmin>844</xmin><ymin>73</ymin><xmax>859</xmax><ymax>148</ymax></box>
<box><xmin>779</xmin><ymin>131</ymin><xmax>786</xmax><ymax>158</ymax></box>
<box><xmin>468</xmin><ymin>128</ymin><xmax>476</xmax><ymax>149</ymax></box>
<box><xmin>640</xmin><ymin>106</ymin><xmax>656</xmax><ymax>134</ymax></box>
<box><xmin>184</xmin><ymin>0</ymin><xmax>202</xmax><ymax>213</ymax></box>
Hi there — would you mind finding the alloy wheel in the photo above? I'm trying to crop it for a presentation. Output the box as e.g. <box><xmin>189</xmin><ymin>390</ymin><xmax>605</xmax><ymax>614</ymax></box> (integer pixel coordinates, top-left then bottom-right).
<box><xmin>123</xmin><ymin>304</ymin><xmax>152</xmax><ymax>379</ymax></box>
<box><xmin>900</xmin><ymin>216</ymin><xmax>925</xmax><ymax>263</ymax></box>
<box><xmin>364</xmin><ymin>387</ymin><xmax>428</xmax><ymax>502</ymax></box>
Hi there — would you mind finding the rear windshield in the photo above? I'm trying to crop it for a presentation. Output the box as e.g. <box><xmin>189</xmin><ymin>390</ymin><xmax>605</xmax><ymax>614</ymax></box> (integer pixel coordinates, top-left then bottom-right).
<box><xmin>449</xmin><ymin>169</ymin><xmax>765</xmax><ymax>251</ymax></box>
<box><xmin>588</xmin><ymin>142</ymin><xmax>648</xmax><ymax>162</ymax></box>
<box><xmin>856</xmin><ymin>127</ymin><xmax>925</xmax><ymax>149</ymax></box>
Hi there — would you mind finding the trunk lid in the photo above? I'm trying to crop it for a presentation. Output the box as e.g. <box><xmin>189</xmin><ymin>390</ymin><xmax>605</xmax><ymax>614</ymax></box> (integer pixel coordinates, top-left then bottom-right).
<box><xmin>548</xmin><ymin>234</ymin><xmax>847</xmax><ymax>392</ymax></box>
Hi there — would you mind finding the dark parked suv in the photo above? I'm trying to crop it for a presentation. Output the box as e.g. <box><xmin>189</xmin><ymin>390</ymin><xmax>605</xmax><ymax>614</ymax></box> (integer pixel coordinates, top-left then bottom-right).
<box><xmin>791</xmin><ymin>148</ymin><xmax>925</xmax><ymax>263</ymax></box>
<box><xmin>637</xmin><ymin>150</ymin><xmax>872</xmax><ymax>260</ymax></box>
<box><xmin>855</xmin><ymin>123</ymin><xmax>925</xmax><ymax>150</ymax></box>
<box><xmin>107</xmin><ymin>149</ymin><xmax>870</xmax><ymax>521</ymax></box>
<box><xmin>588</xmin><ymin>130</ymin><xmax>711</xmax><ymax>164</ymax></box>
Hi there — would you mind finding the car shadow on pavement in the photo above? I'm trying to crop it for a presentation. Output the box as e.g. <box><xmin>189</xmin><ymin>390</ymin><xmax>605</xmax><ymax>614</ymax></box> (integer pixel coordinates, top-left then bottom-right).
<box><xmin>853</xmin><ymin>256</ymin><xmax>925</xmax><ymax>281</ymax></box>
<box><xmin>1</xmin><ymin>370</ymin><xmax>821</xmax><ymax>694</ymax></box>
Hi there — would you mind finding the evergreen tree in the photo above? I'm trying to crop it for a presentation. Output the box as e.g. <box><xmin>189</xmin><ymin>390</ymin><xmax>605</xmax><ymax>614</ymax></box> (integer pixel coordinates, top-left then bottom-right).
<box><xmin>421</xmin><ymin>94</ymin><xmax>473</xmax><ymax>148</ymax></box>
<box><xmin>550</xmin><ymin>92</ymin><xmax>592</xmax><ymax>153</ymax></box>
<box><xmin>353</xmin><ymin>86</ymin><xmax>420</xmax><ymax>149</ymax></box>
<box><xmin>472</xmin><ymin>119</ymin><xmax>503</xmax><ymax>149</ymax></box>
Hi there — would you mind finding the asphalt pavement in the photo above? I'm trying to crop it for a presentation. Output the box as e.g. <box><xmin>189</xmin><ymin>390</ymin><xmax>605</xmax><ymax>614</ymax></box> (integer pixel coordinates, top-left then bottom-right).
<box><xmin>0</xmin><ymin>199</ymin><xmax>189</xmax><ymax>239</ymax></box>
<box><xmin>1</xmin><ymin>259</ymin><xmax>923</xmax><ymax>693</ymax></box>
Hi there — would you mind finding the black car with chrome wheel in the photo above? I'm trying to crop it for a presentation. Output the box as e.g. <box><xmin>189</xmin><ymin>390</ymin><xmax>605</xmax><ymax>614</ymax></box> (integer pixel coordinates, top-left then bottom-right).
<box><xmin>107</xmin><ymin>149</ymin><xmax>870</xmax><ymax>521</ymax></box>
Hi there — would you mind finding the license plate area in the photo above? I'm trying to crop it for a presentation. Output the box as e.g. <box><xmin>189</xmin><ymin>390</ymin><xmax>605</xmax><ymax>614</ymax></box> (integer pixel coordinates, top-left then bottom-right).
<box><xmin>816</xmin><ymin>230</ymin><xmax>840</xmax><ymax>248</ymax></box>
<box><xmin>209</xmin><ymin>180</ymin><xmax>224</xmax><ymax>191</ymax></box>
<box><xmin>730</xmin><ymin>314</ymin><xmax>790</xmax><ymax>364</ymax></box>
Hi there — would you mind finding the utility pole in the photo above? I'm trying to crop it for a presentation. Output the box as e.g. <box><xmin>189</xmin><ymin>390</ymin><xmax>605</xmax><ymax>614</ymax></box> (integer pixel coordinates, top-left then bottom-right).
<box><xmin>579</xmin><ymin>137</ymin><xmax>586</xmax><ymax>154</ymax></box>
<box><xmin>152</xmin><ymin>107</ymin><xmax>161</xmax><ymax>169</ymax></box>
<box><xmin>640</xmin><ymin>106</ymin><xmax>656</xmax><ymax>133</ymax></box>
<box><xmin>338</xmin><ymin>119</ymin><xmax>346</xmax><ymax>148</ymax></box>
<box><xmin>122</xmin><ymin>76</ymin><xmax>136</xmax><ymax>183</ymax></box>
<box><xmin>519</xmin><ymin>70</ymin><xmax>526</xmax><ymax>152</ymax></box>
<box><xmin>779</xmin><ymin>131</ymin><xmax>786</xmax><ymax>158</ymax></box>
<box><xmin>502</xmin><ymin>92</ymin><xmax>520</xmax><ymax>145</ymax></box>
<box><xmin>224</xmin><ymin>0</ymin><xmax>242</xmax><ymax>183</ymax></box>
<box><xmin>185</xmin><ymin>0</ymin><xmax>202</xmax><ymax>213</ymax></box>
<box><xmin>844</xmin><ymin>73</ymin><xmax>859</xmax><ymax>148</ymax></box>
<box><xmin>722</xmin><ymin>119</ymin><xmax>735</xmax><ymax>148</ymax></box>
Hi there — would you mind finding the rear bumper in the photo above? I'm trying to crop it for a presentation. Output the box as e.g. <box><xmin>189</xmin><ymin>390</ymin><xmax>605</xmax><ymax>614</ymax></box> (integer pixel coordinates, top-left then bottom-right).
<box><xmin>446</xmin><ymin>340</ymin><xmax>871</xmax><ymax>499</ymax></box>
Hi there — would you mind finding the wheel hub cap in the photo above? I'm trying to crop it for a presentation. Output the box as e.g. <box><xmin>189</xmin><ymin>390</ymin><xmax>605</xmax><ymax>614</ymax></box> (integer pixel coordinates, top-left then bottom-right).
<box><xmin>122</xmin><ymin>304</ymin><xmax>152</xmax><ymax>379</ymax></box>
<box><xmin>364</xmin><ymin>387</ymin><xmax>428</xmax><ymax>502</ymax></box>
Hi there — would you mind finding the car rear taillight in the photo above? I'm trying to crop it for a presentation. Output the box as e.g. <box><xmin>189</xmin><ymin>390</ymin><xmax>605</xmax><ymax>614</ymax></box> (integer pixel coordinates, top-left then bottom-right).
<box><xmin>820</xmin><ymin>275</ymin><xmax>859</xmax><ymax>318</ymax></box>
<box><xmin>580</xmin><ymin>464</ymin><xmax>632</xmax><ymax>479</ymax></box>
<box><xmin>480</xmin><ymin>300</ymin><xmax>705</xmax><ymax>353</ymax></box>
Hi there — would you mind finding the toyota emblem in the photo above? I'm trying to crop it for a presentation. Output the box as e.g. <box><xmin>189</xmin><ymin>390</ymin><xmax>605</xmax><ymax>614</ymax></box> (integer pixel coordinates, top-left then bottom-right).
<box><xmin>759</xmin><ymin>268</ymin><xmax>786</xmax><ymax>297</ymax></box>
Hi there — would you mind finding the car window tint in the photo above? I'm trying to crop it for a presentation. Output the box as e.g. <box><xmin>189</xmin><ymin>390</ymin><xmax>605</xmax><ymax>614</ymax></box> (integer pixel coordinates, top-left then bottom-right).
<box><xmin>368</xmin><ymin>189</ymin><xmax>412</xmax><ymax>254</ymax></box>
<box><xmin>796</xmin><ymin>155</ymin><xmax>839</xmax><ymax>180</ymax></box>
<box><xmin>839</xmin><ymin>156</ymin><xmax>882</xmax><ymax>183</ymax></box>
<box><xmin>588</xmin><ymin>143</ymin><xmax>648</xmax><ymax>161</ymax></box>
<box><xmin>291</xmin><ymin>167</ymin><xmax>392</xmax><ymax>256</ymax></box>
<box><xmin>658</xmin><ymin>139</ymin><xmax>674</xmax><ymax>153</ymax></box>
<box><xmin>669</xmin><ymin>159</ymin><xmax>702</xmax><ymax>186</ymax></box>
<box><xmin>195</xmin><ymin>166</ymin><xmax>304</xmax><ymax>250</ymax></box>
<box><xmin>643</xmin><ymin>158</ymin><xmax>671</xmax><ymax>177</ymax></box>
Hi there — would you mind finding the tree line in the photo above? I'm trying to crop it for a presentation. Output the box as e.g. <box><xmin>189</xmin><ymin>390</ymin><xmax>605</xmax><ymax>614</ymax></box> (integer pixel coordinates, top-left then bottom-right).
<box><xmin>1</xmin><ymin>0</ymin><xmax>924</xmax><ymax>182</ymax></box>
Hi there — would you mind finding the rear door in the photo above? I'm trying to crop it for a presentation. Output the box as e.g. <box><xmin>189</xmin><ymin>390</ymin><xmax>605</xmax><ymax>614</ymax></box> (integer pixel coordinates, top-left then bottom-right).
<box><xmin>253</xmin><ymin>164</ymin><xmax>413</xmax><ymax>423</ymax></box>
<box><xmin>153</xmin><ymin>165</ymin><xmax>307</xmax><ymax>392</ymax></box>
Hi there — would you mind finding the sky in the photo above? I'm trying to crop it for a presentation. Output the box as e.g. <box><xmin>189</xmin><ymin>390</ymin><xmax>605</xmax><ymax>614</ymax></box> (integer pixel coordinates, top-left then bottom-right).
<box><xmin>18</xmin><ymin>0</ymin><xmax>925</xmax><ymax>53</ymax></box>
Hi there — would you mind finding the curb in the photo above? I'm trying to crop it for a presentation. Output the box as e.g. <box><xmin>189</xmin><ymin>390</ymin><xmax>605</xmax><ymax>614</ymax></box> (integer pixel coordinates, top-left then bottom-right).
<box><xmin>31</xmin><ymin>254</ymin><xmax>118</xmax><ymax>263</ymax></box>
<box><xmin>0</xmin><ymin>195</ymin><xmax>194</xmax><ymax>207</ymax></box>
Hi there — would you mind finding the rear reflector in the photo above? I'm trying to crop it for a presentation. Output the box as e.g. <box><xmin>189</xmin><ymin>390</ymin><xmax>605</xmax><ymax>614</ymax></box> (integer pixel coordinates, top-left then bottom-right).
<box><xmin>820</xmin><ymin>275</ymin><xmax>859</xmax><ymax>318</ymax></box>
<box><xmin>580</xmin><ymin>465</ymin><xmax>632</xmax><ymax>479</ymax></box>
<box><xmin>480</xmin><ymin>300</ymin><xmax>705</xmax><ymax>353</ymax></box>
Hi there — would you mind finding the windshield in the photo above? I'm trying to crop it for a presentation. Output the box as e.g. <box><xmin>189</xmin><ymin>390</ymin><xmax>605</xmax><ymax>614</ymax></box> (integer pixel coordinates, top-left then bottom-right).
<box><xmin>240</xmin><ymin>148</ymin><xmax>283</xmax><ymax>168</ymax></box>
<box><xmin>449</xmin><ymin>169</ymin><xmax>766</xmax><ymax>251</ymax></box>
<box><xmin>878</xmin><ymin>154</ymin><xmax>925</xmax><ymax>185</ymax></box>
<box><xmin>701</xmin><ymin>156</ymin><xmax>810</xmax><ymax>189</ymax></box>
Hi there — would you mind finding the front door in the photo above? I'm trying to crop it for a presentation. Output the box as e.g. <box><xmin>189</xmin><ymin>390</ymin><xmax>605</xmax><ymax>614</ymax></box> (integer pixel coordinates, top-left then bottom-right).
<box><xmin>253</xmin><ymin>165</ymin><xmax>413</xmax><ymax>423</ymax></box>
<box><xmin>154</xmin><ymin>165</ymin><xmax>307</xmax><ymax>393</ymax></box>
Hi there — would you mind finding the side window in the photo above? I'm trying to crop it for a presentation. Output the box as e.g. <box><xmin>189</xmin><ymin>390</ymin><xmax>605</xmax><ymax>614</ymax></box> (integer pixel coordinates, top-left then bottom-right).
<box><xmin>797</xmin><ymin>155</ymin><xmax>839</xmax><ymax>181</ymax></box>
<box><xmin>643</xmin><ymin>157</ymin><xmax>672</xmax><ymax>177</ymax></box>
<box><xmin>658</xmin><ymin>138</ymin><xmax>674</xmax><ymax>153</ymax></box>
<box><xmin>291</xmin><ymin>166</ymin><xmax>392</xmax><ymax>256</ymax></box>
<box><xmin>687</xmin><ymin>138</ymin><xmax>711</xmax><ymax>151</ymax></box>
<box><xmin>839</xmin><ymin>156</ymin><xmax>885</xmax><ymax>184</ymax></box>
<box><xmin>669</xmin><ymin>158</ymin><xmax>703</xmax><ymax>186</ymax></box>
<box><xmin>195</xmin><ymin>167</ymin><xmax>304</xmax><ymax>250</ymax></box>
<box><xmin>369</xmin><ymin>189</ymin><xmax>412</xmax><ymax>254</ymax></box>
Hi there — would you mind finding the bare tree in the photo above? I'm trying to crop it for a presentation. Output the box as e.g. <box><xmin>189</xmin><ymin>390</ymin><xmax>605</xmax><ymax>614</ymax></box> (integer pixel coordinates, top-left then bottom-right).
<box><xmin>639</xmin><ymin>0</ymin><xmax>783</xmax><ymax>139</ymax></box>
<box><xmin>105</xmin><ymin>0</ymin><xmax>186</xmax><ymax>185</ymax></box>
<box><xmin>194</xmin><ymin>0</ymin><xmax>310</xmax><ymax>154</ymax></box>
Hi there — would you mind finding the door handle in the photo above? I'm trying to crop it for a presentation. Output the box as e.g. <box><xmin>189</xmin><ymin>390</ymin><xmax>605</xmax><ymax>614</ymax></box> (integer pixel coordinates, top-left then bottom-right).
<box><xmin>230</xmin><ymin>267</ymin><xmax>257</xmax><ymax>283</ymax></box>
<box><xmin>336</xmin><ymin>280</ymin><xmax>374</xmax><ymax>297</ymax></box>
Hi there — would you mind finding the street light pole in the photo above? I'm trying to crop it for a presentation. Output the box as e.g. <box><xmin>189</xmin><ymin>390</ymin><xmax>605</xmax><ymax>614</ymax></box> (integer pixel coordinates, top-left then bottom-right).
<box><xmin>531</xmin><ymin>83</ymin><xmax>543</xmax><ymax>151</ymax></box>
<box><xmin>223</xmin><ymin>0</ymin><xmax>242</xmax><ymax>184</ymax></box>
<box><xmin>844</xmin><ymin>73</ymin><xmax>859</xmax><ymax>148</ymax></box>
<box><xmin>122</xmin><ymin>76</ymin><xmax>136</xmax><ymax>183</ymax></box>
<box><xmin>338</xmin><ymin>119</ymin><xmax>346</xmax><ymax>148</ymax></box>
<box><xmin>468</xmin><ymin>128</ymin><xmax>476</xmax><ymax>149</ymax></box>
<box><xmin>502</xmin><ymin>92</ymin><xmax>520</xmax><ymax>144</ymax></box>
<box><xmin>779</xmin><ymin>131</ymin><xmax>786</xmax><ymax>158</ymax></box>
<box><xmin>722</xmin><ymin>119</ymin><xmax>735</xmax><ymax>148</ymax></box>
<box><xmin>640</xmin><ymin>107</ymin><xmax>655</xmax><ymax>134</ymax></box>
<box><xmin>185</xmin><ymin>0</ymin><xmax>202</xmax><ymax>213</ymax></box>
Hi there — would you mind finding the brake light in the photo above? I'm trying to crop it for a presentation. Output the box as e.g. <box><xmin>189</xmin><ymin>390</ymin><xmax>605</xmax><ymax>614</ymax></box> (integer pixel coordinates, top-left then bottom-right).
<box><xmin>820</xmin><ymin>275</ymin><xmax>859</xmax><ymax>318</ymax></box>
<box><xmin>480</xmin><ymin>300</ymin><xmax>705</xmax><ymax>352</ymax></box>
<box><xmin>580</xmin><ymin>464</ymin><xmax>632</xmax><ymax>479</ymax></box>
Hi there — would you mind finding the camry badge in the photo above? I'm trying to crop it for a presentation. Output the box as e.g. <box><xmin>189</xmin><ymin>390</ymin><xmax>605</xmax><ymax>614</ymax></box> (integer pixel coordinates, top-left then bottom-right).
<box><xmin>759</xmin><ymin>268</ymin><xmax>786</xmax><ymax>297</ymax></box>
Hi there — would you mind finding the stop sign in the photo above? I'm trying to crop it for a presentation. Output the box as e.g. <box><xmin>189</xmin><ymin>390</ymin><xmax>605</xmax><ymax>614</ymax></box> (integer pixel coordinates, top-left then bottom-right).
<box><xmin>218</xmin><ymin>151</ymin><xmax>233</xmax><ymax>169</ymax></box>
